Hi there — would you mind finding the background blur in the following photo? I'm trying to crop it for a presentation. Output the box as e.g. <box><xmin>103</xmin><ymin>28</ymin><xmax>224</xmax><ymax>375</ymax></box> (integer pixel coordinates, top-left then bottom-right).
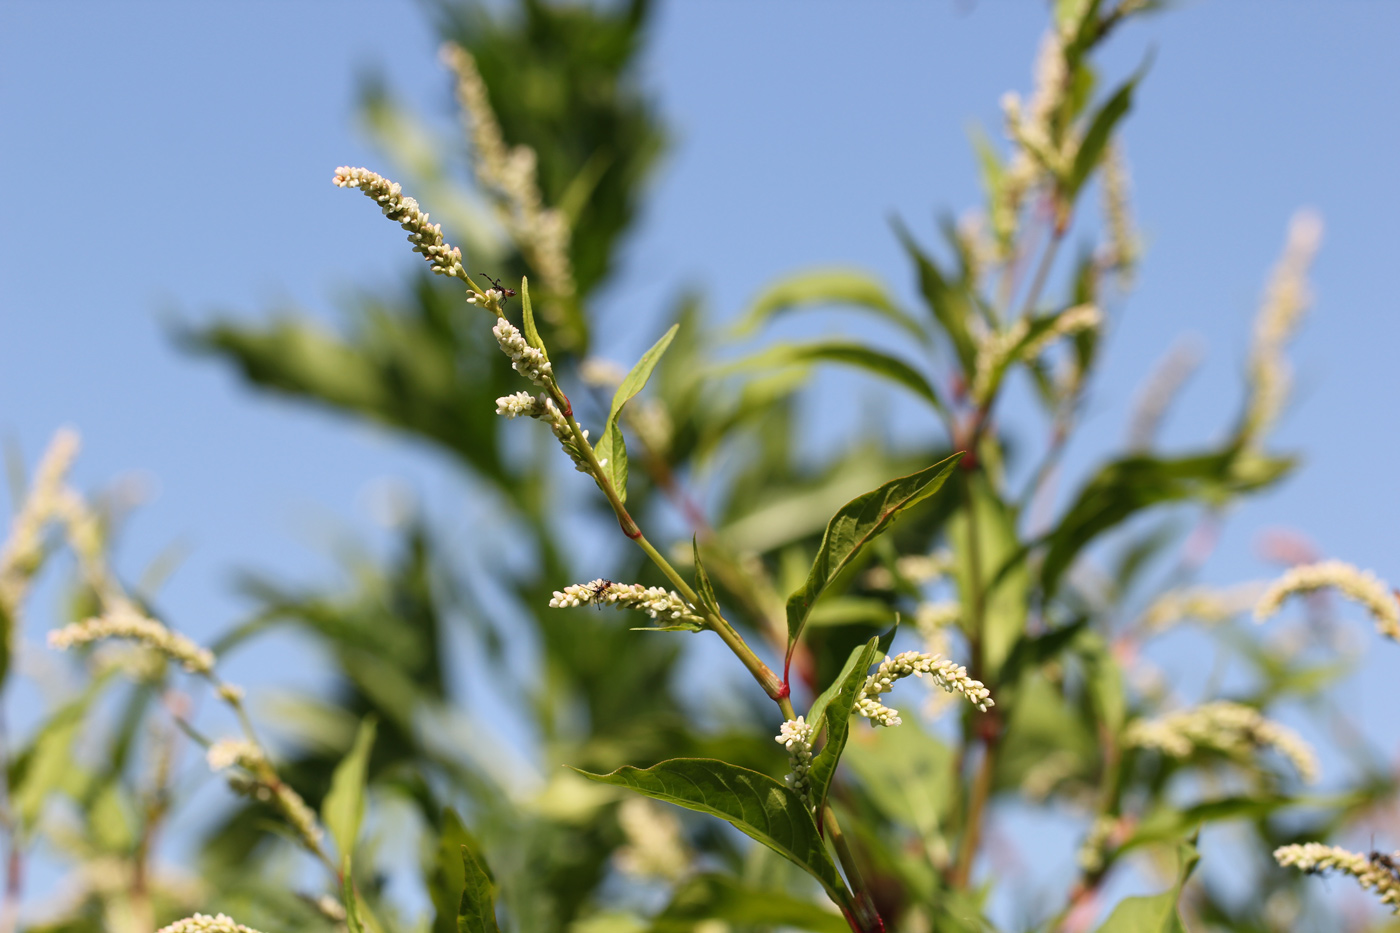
<box><xmin>3</xmin><ymin>1</ymin><xmax>1399</xmax><ymax>929</ymax></box>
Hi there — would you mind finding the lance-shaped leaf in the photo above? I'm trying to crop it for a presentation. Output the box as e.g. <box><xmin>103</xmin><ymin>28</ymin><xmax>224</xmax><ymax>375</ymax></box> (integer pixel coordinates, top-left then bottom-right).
<box><xmin>1067</xmin><ymin>56</ymin><xmax>1151</xmax><ymax>197</ymax></box>
<box><xmin>594</xmin><ymin>324</ymin><xmax>678</xmax><ymax>503</ymax></box>
<box><xmin>722</xmin><ymin>339</ymin><xmax>945</xmax><ymax>416</ymax></box>
<box><xmin>322</xmin><ymin>716</ymin><xmax>378</xmax><ymax>860</ymax></box>
<box><xmin>806</xmin><ymin>636</ymin><xmax>883</xmax><ymax>814</ymax></box>
<box><xmin>1040</xmin><ymin>449</ymin><xmax>1294</xmax><ymax>599</ymax></box>
<box><xmin>429</xmin><ymin>808</ymin><xmax>472</xmax><ymax>933</ymax></box>
<box><xmin>733</xmin><ymin>267</ymin><xmax>928</xmax><ymax>345</ymax></box>
<box><xmin>648</xmin><ymin>873</ymin><xmax>849</xmax><ymax>933</ymax></box>
<box><xmin>1094</xmin><ymin>838</ymin><xmax>1199</xmax><ymax>933</ymax></box>
<box><xmin>785</xmin><ymin>454</ymin><xmax>961</xmax><ymax>664</ymax></box>
<box><xmin>893</xmin><ymin>219</ymin><xmax>978</xmax><ymax>373</ymax></box>
<box><xmin>458</xmin><ymin>835</ymin><xmax>502</xmax><ymax>933</ymax></box>
<box><xmin>518</xmin><ymin>276</ymin><xmax>546</xmax><ymax>353</ymax></box>
<box><xmin>575</xmin><ymin>758</ymin><xmax>847</xmax><ymax>903</ymax></box>
<box><xmin>692</xmin><ymin>537</ymin><xmax>720</xmax><ymax>618</ymax></box>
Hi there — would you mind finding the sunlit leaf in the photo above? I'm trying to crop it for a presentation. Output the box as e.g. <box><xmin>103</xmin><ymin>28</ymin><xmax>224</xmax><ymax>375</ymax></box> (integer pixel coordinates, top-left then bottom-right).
<box><xmin>807</xmin><ymin>636</ymin><xmax>882</xmax><ymax>814</ymax></box>
<box><xmin>734</xmin><ymin>267</ymin><xmax>927</xmax><ymax>344</ymax></box>
<box><xmin>1094</xmin><ymin>839</ymin><xmax>1199</xmax><ymax>933</ymax></box>
<box><xmin>721</xmin><ymin>339</ymin><xmax>945</xmax><ymax>415</ymax></box>
<box><xmin>575</xmin><ymin>758</ymin><xmax>847</xmax><ymax>902</ymax></box>
<box><xmin>323</xmin><ymin>716</ymin><xmax>378</xmax><ymax>860</ymax></box>
<box><xmin>595</xmin><ymin>324</ymin><xmax>678</xmax><ymax>503</ymax></box>
<box><xmin>786</xmin><ymin>455</ymin><xmax>962</xmax><ymax>664</ymax></box>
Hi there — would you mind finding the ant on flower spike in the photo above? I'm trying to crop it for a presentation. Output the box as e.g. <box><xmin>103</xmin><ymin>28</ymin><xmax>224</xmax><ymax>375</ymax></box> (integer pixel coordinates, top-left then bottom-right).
<box><xmin>590</xmin><ymin>579</ymin><xmax>613</xmax><ymax>609</ymax></box>
<box><xmin>479</xmin><ymin>273</ymin><xmax>517</xmax><ymax>306</ymax></box>
<box><xmin>1369</xmin><ymin>837</ymin><xmax>1400</xmax><ymax>881</ymax></box>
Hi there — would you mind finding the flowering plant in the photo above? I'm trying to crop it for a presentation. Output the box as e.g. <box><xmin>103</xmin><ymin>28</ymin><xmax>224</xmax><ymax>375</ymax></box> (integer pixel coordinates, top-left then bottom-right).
<box><xmin>6</xmin><ymin>2</ymin><xmax>1399</xmax><ymax>932</ymax></box>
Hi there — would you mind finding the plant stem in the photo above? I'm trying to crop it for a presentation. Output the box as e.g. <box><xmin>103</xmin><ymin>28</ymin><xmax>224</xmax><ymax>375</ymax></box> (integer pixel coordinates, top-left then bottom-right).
<box><xmin>822</xmin><ymin>806</ymin><xmax>883</xmax><ymax>932</ymax></box>
<box><xmin>555</xmin><ymin>394</ymin><xmax>786</xmax><ymax>701</ymax></box>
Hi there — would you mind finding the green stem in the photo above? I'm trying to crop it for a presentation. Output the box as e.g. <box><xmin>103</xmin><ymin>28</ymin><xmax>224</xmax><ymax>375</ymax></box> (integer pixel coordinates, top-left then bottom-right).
<box><xmin>554</xmin><ymin>390</ymin><xmax>785</xmax><ymax>702</ymax></box>
<box><xmin>823</xmin><ymin>806</ymin><xmax>883</xmax><ymax>932</ymax></box>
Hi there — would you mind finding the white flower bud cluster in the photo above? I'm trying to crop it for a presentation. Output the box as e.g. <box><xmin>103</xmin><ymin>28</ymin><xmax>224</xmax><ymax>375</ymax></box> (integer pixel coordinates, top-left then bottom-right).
<box><xmin>1125</xmin><ymin>339</ymin><xmax>1203</xmax><ymax>451</ymax></box>
<box><xmin>775</xmin><ymin>717</ymin><xmax>816</xmax><ymax>807</ymax></box>
<box><xmin>1255</xmin><ymin>559</ymin><xmax>1400</xmax><ymax>641</ymax></box>
<box><xmin>914</xmin><ymin>601</ymin><xmax>960</xmax><ymax>639</ymax></box>
<box><xmin>49</xmin><ymin>608</ymin><xmax>215</xmax><ymax>674</ymax></box>
<box><xmin>493</xmin><ymin>318</ymin><xmax>553</xmax><ymax>386</ymax></box>
<box><xmin>1099</xmin><ymin>142</ymin><xmax>1139</xmax><ymax>276</ymax></box>
<box><xmin>332</xmin><ymin>167</ymin><xmax>464</xmax><ymax>278</ymax></box>
<box><xmin>1242</xmin><ymin>211</ymin><xmax>1322</xmax><ymax>443</ymax></box>
<box><xmin>549</xmin><ymin>579</ymin><xmax>704</xmax><ymax>628</ymax></box>
<box><xmin>1076</xmin><ymin>814</ymin><xmax>1120</xmax><ymax>874</ymax></box>
<box><xmin>855</xmin><ymin>651</ymin><xmax>993</xmax><ymax>728</ymax></box>
<box><xmin>158</xmin><ymin>914</ymin><xmax>265</xmax><ymax>933</ymax></box>
<box><xmin>206</xmin><ymin>738</ymin><xmax>265</xmax><ymax>773</ymax></box>
<box><xmin>0</xmin><ymin>429</ymin><xmax>81</xmax><ymax>622</ymax></box>
<box><xmin>1140</xmin><ymin>582</ymin><xmax>1265</xmax><ymax>633</ymax></box>
<box><xmin>442</xmin><ymin>45</ymin><xmax>576</xmax><ymax>306</ymax></box>
<box><xmin>863</xmin><ymin>550</ymin><xmax>955</xmax><ymax>591</ymax></box>
<box><xmin>614</xmin><ymin>797</ymin><xmax>690</xmax><ymax>881</ymax></box>
<box><xmin>1125</xmin><ymin>701</ymin><xmax>1318</xmax><ymax>783</ymax></box>
<box><xmin>495</xmin><ymin>391</ymin><xmax>548</xmax><ymax>419</ymax></box>
<box><xmin>1275</xmin><ymin>843</ymin><xmax>1400</xmax><ymax>912</ymax></box>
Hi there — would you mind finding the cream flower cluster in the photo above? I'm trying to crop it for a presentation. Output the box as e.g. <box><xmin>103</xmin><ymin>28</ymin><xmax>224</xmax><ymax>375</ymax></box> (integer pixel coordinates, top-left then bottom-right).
<box><xmin>1255</xmin><ymin>559</ymin><xmax>1400</xmax><ymax>641</ymax></box>
<box><xmin>855</xmin><ymin>651</ymin><xmax>993</xmax><ymax>728</ymax></box>
<box><xmin>614</xmin><ymin>797</ymin><xmax>690</xmax><ymax>882</ymax></box>
<box><xmin>1125</xmin><ymin>701</ymin><xmax>1318</xmax><ymax>783</ymax></box>
<box><xmin>441</xmin><ymin>45</ymin><xmax>575</xmax><ymax>304</ymax></box>
<box><xmin>332</xmin><ymin>167</ymin><xmax>464</xmax><ymax>278</ymax></box>
<box><xmin>206</xmin><ymin>738</ymin><xmax>265</xmax><ymax>773</ymax></box>
<box><xmin>158</xmin><ymin>914</ymin><xmax>265</xmax><ymax>933</ymax></box>
<box><xmin>1099</xmin><ymin>143</ymin><xmax>1139</xmax><ymax>275</ymax></box>
<box><xmin>549</xmin><ymin>579</ymin><xmax>704</xmax><ymax>628</ymax></box>
<box><xmin>0</xmin><ymin>428</ymin><xmax>80</xmax><ymax>621</ymax></box>
<box><xmin>1140</xmin><ymin>582</ymin><xmax>1265</xmax><ymax>633</ymax></box>
<box><xmin>1242</xmin><ymin>211</ymin><xmax>1322</xmax><ymax>443</ymax></box>
<box><xmin>495</xmin><ymin>391</ymin><xmax>548</xmax><ymax>419</ymax></box>
<box><xmin>1275</xmin><ymin>843</ymin><xmax>1400</xmax><ymax>913</ymax></box>
<box><xmin>863</xmin><ymin>550</ymin><xmax>954</xmax><ymax>590</ymax></box>
<box><xmin>1125</xmin><ymin>339</ymin><xmax>1202</xmax><ymax>451</ymax></box>
<box><xmin>971</xmin><ymin>304</ymin><xmax>1100</xmax><ymax>404</ymax></box>
<box><xmin>49</xmin><ymin>608</ymin><xmax>214</xmax><ymax>675</ymax></box>
<box><xmin>776</xmin><ymin>716</ymin><xmax>816</xmax><ymax>807</ymax></box>
<box><xmin>493</xmin><ymin>318</ymin><xmax>553</xmax><ymax>386</ymax></box>
<box><xmin>224</xmin><ymin>767</ymin><xmax>324</xmax><ymax>853</ymax></box>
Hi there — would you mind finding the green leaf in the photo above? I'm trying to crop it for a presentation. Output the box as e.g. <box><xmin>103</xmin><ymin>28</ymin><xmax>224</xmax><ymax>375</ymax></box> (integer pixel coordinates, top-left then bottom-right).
<box><xmin>429</xmin><ymin>808</ymin><xmax>472</xmax><ymax>933</ymax></box>
<box><xmin>692</xmin><ymin>537</ymin><xmax>720</xmax><ymax>618</ymax></box>
<box><xmin>1068</xmin><ymin>58</ymin><xmax>1150</xmax><ymax>197</ymax></box>
<box><xmin>1094</xmin><ymin>839</ymin><xmax>1199</xmax><ymax>933</ymax></box>
<box><xmin>647</xmin><ymin>873</ymin><xmax>849</xmax><ymax>933</ymax></box>
<box><xmin>322</xmin><ymin>716</ymin><xmax>378</xmax><ymax>860</ymax></box>
<box><xmin>595</xmin><ymin>323</ymin><xmax>678</xmax><ymax>503</ymax></box>
<box><xmin>722</xmin><ymin>339</ymin><xmax>945</xmax><ymax>415</ymax></box>
<box><xmin>892</xmin><ymin>218</ymin><xmax>977</xmax><ymax>373</ymax></box>
<box><xmin>1040</xmin><ymin>449</ymin><xmax>1294</xmax><ymax>599</ymax></box>
<box><xmin>734</xmin><ymin>267</ymin><xmax>927</xmax><ymax>344</ymax></box>
<box><xmin>949</xmin><ymin>473</ymin><xmax>1029</xmax><ymax>673</ymax></box>
<box><xmin>807</xmin><ymin>636</ymin><xmax>882</xmax><ymax>814</ymax></box>
<box><xmin>786</xmin><ymin>455</ymin><xmax>961</xmax><ymax>663</ymax></box>
<box><xmin>519</xmin><ymin>276</ymin><xmax>546</xmax><ymax>353</ymax></box>
<box><xmin>630</xmin><ymin>623</ymin><xmax>704</xmax><ymax>633</ymax></box>
<box><xmin>344</xmin><ymin>862</ymin><xmax>365</xmax><ymax>933</ymax></box>
<box><xmin>458</xmin><ymin>836</ymin><xmax>502</xmax><ymax>933</ymax></box>
<box><xmin>575</xmin><ymin>758</ymin><xmax>848</xmax><ymax>903</ymax></box>
<box><xmin>807</xmin><ymin>625</ymin><xmax>897</xmax><ymax>735</ymax></box>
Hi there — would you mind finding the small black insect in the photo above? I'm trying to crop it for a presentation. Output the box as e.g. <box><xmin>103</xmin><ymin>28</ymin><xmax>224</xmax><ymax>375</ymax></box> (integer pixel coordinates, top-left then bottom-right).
<box><xmin>1369</xmin><ymin>845</ymin><xmax>1400</xmax><ymax>880</ymax></box>
<box><xmin>479</xmin><ymin>273</ymin><xmax>517</xmax><ymax>306</ymax></box>
<box><xmin>590</xmin><ymin>579</ymin><xmax>614</xmax><ymax>608</ymax></box>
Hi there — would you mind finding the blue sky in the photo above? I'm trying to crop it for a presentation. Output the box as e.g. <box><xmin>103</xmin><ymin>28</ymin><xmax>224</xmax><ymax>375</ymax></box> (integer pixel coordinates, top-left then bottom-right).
<box><xmin>3</xmin><ymin>0</ymin><xmax>1400</xmax><ymax>925</ymax></box>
